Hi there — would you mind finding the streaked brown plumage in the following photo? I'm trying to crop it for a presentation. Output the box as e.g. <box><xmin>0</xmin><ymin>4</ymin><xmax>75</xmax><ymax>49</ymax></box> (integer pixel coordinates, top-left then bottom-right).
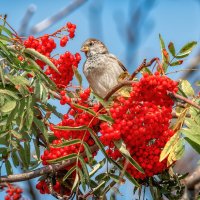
<box><xmin>81</xmin><ymin>38</ymin><xmax>127</xmax><ymax>98</ymax></box>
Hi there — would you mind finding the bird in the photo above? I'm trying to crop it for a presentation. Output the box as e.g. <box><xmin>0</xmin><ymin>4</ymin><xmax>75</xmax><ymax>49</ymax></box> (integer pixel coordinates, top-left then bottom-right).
<box><xmin>81</xmin><ymin>38</ymin><xmax>127</xmax><ymax>99</ymax></box>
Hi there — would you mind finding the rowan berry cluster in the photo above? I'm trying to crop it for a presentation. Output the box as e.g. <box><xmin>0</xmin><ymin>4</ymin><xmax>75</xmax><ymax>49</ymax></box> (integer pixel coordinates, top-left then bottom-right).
<box><xmin>4</xmin><ymin>184</ymin><xmax>23</xmax><ymax>200</ymax></box>
<box><xmin>36</xmin><ymin>180</ymin><xmax>71</xmax><ymax>196</ymax></box>
<box><xmin>100</xmin><ymin>72</ymin><xmax>178</xmax><ymax>179</ymax></box>
<box><xmin>37</xmin><ymin>88</ymin><xmax>99</xmax><ymax>194</ymax></box>
<box><xmin>23</xmin><ymin>22</ymin><xmax>81</xmax><ymax>88</ymax></box>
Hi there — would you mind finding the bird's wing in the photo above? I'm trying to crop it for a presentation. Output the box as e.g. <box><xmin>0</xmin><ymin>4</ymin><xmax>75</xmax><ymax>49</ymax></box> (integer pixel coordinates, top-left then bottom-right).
<box><xmin>108</xmin><ymin>54</ymin><xmax>127</xmax><ymax>72</ymax></box>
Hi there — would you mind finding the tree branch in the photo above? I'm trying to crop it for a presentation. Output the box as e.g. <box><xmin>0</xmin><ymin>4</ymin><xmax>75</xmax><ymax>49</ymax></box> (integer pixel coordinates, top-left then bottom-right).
<box><xmin>168</xmin><ymin>92</ymin><xmax>200</xmax><ymax>110</ymax></box>
<box><xmin>0</xmin><ymin>145</ymin><xmax>98</xmax><ymax>183</ymax></box>
<box><xmin>30</xmin><ymin>0</ymin><xmax>88</xmax><ymax>34</ymax></box>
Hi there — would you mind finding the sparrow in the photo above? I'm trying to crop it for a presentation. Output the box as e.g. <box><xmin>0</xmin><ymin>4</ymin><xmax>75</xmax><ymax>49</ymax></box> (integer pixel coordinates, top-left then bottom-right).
<box><xmin>81</xmin><ymin>38</ymin><xmax>127</xmax><ymax>99</ymax></box>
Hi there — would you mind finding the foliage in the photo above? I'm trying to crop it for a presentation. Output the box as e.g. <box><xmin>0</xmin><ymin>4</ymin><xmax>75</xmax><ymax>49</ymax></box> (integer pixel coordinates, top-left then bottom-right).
<box><xmin>0</xmin><ymin>17</ymin><xmax>199</xmax><ymax>200</ymax></box>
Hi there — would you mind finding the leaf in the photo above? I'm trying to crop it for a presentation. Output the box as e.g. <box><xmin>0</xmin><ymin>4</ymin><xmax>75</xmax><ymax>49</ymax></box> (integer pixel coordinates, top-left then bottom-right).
<box><xmin>87</xmin><ymin>128</ymin><xmax>108</xmax><ymax>159</ymax></box>
<box><xmin>175</xmin><ymin>52</ymin><xmax>190</xmax><ymax>58</ymax></box>
<box><xmin>48</xmin><ymin>153</ymin><xmax>77</xmax><ymax>163</ymax></box>
<box><xmin>24</xmin><ymin>142</ymin><xmax>31</xmax><ymax>166</ymax></box>
<box><xmin>54</xmin><ymin>125</ymin><xmax>87</xmax><ymax>131</ymax></box>
<box><xmin>24</xmin><ymin>48</ymin><xmax>59</xmax><ymax>74</ymax></box>
<box><xmin>162</xmin><ymin>48</ymin><xmax>170</xmax><ymax>63</ymax></box>
<box><xmin>78</xmin><ymin>155</ymin><xmax>90</xmax><ymax>184</ymax></box>
<box><xmin>0</xmin><ymin>64</ymin><xmax>5</xmax><ymax>87</ymax></box>
<box><xmin>110</xmin><ymin>159</ymin><xmax>140</xmax><ymax>187</ymax></box>
<box><xmin>159</xmin><ymin>34</ymin><xmax>165</xmax><ymax>49</ymax></box>
<box><xmin>71</xmin><ymin>173</ymin><xmax>79</xmax><ymax>192</ymax></box>
<box><xmin>89</xmin><ymin>158</ymin><xmax>106</xmax><ymax>177</ymax></box>
<box><xmin>180</xmin><ymin>80</ymin><xmax>194</xmax><ymax>97</ymax></box>
<box><xmin>26</xmin><ymin>109</ymin><xmax>34</xmax><ymax>130</ymax></box>
<box><xmin>5</xmin><ymin>160</ymin><xmax>13</xmax><ymax>175</ymax></box>
<box><xmin>63</xmin><ymin>165</ymin><xmax>76</xmax><ymax>181</ymax></box>
<box><xmin>168</xmin><ymin>42</ymin><xmax>176</xmax><ymax>57</ymax></box>
<box><xmin>77</xmin><ymin>167</ymin><xmax>86</xmax><ymax>191</ymax></box>
<box><xmin>179</xmin><ymin>41</ymin><xmax>197</xmax><ymax>54</ymax></box>
<box><xmin>52</xmin><ymin>139</ymin><xmax>81</xmax><ymax>148</ymax></box>
<box><xmin>167</xmin><ymin>138</ymin><xmax>185</xmax><ymax>166</ymax></box>
<box><xmin>0</xmin><ymin>100</ymin><xmax>16</xmax><ymax>113</ymax></box>
<box><xmin>0</xmin><ymin>89</ymin><xmax>19</xmax><ymax>100</ymax></box>
<box><xmin>73</xmin><ymin>103</ymin><xmax>96</xmax><ymax>116</ymax></box>
<box><xmin>33</xmin><ymin>117</ymin><xmax>48</xmax><ymax>144</ymax></box>
<box><xmin>83</xmin><ymin>142</ymin><xmax>95</xmax><ymax>166</ymax></box>
<box><xmin>114</xmin><ymin>139</ymin><xmax>143</xmax><ymax>173</ymax></box>
<box><xmin>98</xmin><ymin>114</ymin><xmax>114</xmax><ymax>123</ymax></box>
<box><xmin>185</xmin><ymin>137</ymin><xmax>200</xmax><ymax>154</ymax></box>
<box><xmin>33</xmin><ymin>139</ymin><xmax>40</xmax><ymax>160</ymax></box>
<box><xmin>11</xmin><ymin>151</ymin><xmax>19</xmax><ymax>167</ymax></box>
<box><xmin>109</xmin><ymin>173</ymin><xmax>121</xmax><ymax>183</ymax></box>
<box><xmin>169</xmin><ymin>60</ymin><xmax>183</xmax><ymax>66</ymax></box>
<box><xmin>160</xmin><ymin>132</ymin><xmax>179</xmax><ymax>162</ymax></box>
<box><xmin>72</xmin><ymin>66</ymin><xmax>82</xmax><ymax>86</ymax></box>
<box><xmin>0</xmin><ymin>25</ymin><xmax>14</xmax><ymax>37</ymax></box>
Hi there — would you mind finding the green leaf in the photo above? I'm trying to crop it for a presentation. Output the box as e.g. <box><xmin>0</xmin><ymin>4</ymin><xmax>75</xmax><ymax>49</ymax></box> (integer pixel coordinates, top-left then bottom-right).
<box><xmin>168</xmin><ymin>42</ymin><xmax>176</xmax><ymax>57</ymax></box>
<box><xmin>185</xmin><ymin>137</ymin><xmax>200</xmax><ymax>154</ymax></box>
<box><xmin>63</xmin><ymin>165</ymin><xmax>76</xmax><ymax>181</ymax></box>
<box><xmin>87</xmin><ymin>128</ymin><xmax>108</xmax><ymax>159</ymax></box>
<box><xmin>109</xmin><ymin>173</ymin><xmax>121</xmax><ymax>183</ymax></box>
<box><xmin>78</xmin><ymin>155</ymin><xmax>90</xmax><ymax>184</ymax></box>
<box><xmin>114</xmin><ymin>139</ymin><xmax>143</xmax><ymax>173</ymax></box>
<box><xmin>24</xmin><ymin>48</ymin><xmax>59</xmax><ymax>74</ymax></box>
<box><xmin>53</xmin><ymin>139</ymin><xmax>81</xmax><ymax>148</ymax></box>
<box><xmin>24</xmin><ymin>142</ymin><xmax>31</xmax><ymax>167</ymax></box>
<box><xmin>110</xmin><ymin>159</ymin><xmax>139</xmax><ymax>187</ymax></box>
<box><xmin>0</xmin><ymin>25</ymin><xmax>14</xmax><ymax>37</ymax></box>
<box><xmin>71</xmin><ymin>173</ymin><xmax>79</xmax><ymax>192</ymax></box>
<box><xmin>83</xmin><ymin>142</ymin><xmax>95</xmax><ymax>166</ymax></box>
<box><xmin>180</xmin><ymin>80</ymin><xmax>194</xmax><ymax>97</ymax></box>
<box><xmin>0</xmin><ymin>100</ymin><xmax>16</xmax><ymax>113</ymax></box>
<box><xmin>167</xmin><ymin>138</ymin><xmax>185</xmax><ymax>166</ymax></box>
<box><xmin>98</xmin><ymin>114</ymin><xmax>114</xmax><ymax>123</ymax></box>
<box><xmin>89</xmin><ymin>158</ymin><xmax>106</xmax><ymax>177</ymax></box>
<box><xmin>159</xmin><ymin>34</ymin><xmax>165</xmax><ymax>49</ymax></box>
<box><xmin>0</xmin><ymin>89</ymin><xmax>19</xmax><ymax>100</ymax></box>
<box><xmin>48</xmin><ymin>153</ymin><xmax>77</xmax><ymax>163</ymax></box>
<box><xmin>5</xmin><ymin>160</ymin><xmax>13</xmax><ymax>175</ymax></box>
<box><xmin>77</xmin><ymin>167</ymin><xmax>86</xmax><ymax>191</ymax></box>
<box><xmin>179</xmin><ymin>41</ymin><xmax>197</xmax><ymax>54</ymax></box>
<box><xmin>73</xmin><ymin>103</ymin><xmax>96</xmax><ymax>116</ymax></box>
<box><xmin>33</xmin><ymin>117</ymin><xmax>48</xmax><ymax>144</ymax></box>
<box><xmin>160</xmin><ymin>132</ymin><xmax>179</xmax><ymax>162</ymax></box>
<box><xmin>169</xmin><ymin>60</ymin><xmax>183</xmax><ymax>66</ymax></box>
<box><xmin>72</xmin><ymin>66</ymin><xmax>82</xmax><ymax>86</ymax></box>
<box><xmin>175</xmin><ymin>52</ymin><xmax>190</xmax><ymax>58</ymax></box>
<box><xmin>0</xmin><ymin>64</ymin><xmax>5</xmax><ymax>87</ymax></box>
<box><xmin>33</xmin><ymin>139</ymin><xmax>40</xmax><ymax>160</ymax></box>
<box><xmin>26</xmin><ymin>109</ymin><xmax>34</xmax><ymax>130</ymax></box>
<box><xmin>11</xmin><ymin>151</ymin><xmax>19</xmax><ymax>167</ymax></box>
<box><xmin>54</xmin><ymin>125</ymin><xmax>87</xmax><ymax>131</ymax></box>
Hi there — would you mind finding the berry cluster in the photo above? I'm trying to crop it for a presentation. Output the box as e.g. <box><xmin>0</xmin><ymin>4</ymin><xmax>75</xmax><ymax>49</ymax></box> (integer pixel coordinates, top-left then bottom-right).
<box><xmin>36</xmin><ymin>180</ymin><xmax>71</xmax><ymax>196</ymax></box>
<box><xmin>37</xmin><ymin>89</ymin><xmax>99</xmax><ymax>194</ymax></box>
<box><xmin>4</xmin><ymin>184</ymin><xmax>23</xmax><ymax>200</ymax></box>
<box><xmin>23</xmin><ymin>22</ymin><xmax>81</xmax><ymax>88</ymax></box>
<box><xmin>100</xmin><ymin>72</ymin><xmax>178</xmax><ymax>179</ymax></box>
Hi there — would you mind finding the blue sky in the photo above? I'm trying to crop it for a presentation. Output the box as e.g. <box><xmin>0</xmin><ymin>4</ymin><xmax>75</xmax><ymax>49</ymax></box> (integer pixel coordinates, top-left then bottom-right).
<box><xmin>0</xmin><ymin>0</ymin><xmax>200</xmax><ymax>199</ymax></box>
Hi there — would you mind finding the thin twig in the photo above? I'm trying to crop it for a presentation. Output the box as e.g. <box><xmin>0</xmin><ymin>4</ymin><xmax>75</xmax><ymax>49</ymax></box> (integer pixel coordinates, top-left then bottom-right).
<box><xmin>168</xmin><ymin>92</ymin><xmax>200</xmax><ymax>110</ymax></box>
<box><xmin>30</xmin><ymin>0</ymin><xmax>88</xmax><ymax>34</ymax></box>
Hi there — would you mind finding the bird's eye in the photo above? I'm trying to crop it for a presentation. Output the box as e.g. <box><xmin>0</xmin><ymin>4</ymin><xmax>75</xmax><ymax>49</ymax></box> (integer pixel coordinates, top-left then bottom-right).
<box><xmin>89</xmin><ymin>42</ymin><xmax>93</xmax><ymax>46</ymax></box>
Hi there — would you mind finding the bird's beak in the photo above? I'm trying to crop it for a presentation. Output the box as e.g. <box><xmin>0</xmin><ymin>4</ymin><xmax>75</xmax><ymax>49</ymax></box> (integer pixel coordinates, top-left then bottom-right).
<box><xmin>81</xmin><ymin>45</ymin><xmax>89</xmax><ymax>53</ymax></box>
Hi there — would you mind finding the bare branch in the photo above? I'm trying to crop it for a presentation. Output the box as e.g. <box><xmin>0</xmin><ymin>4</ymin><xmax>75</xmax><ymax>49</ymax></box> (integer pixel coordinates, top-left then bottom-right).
<box><xmin>30</xmin><ymin>0</ymin><xmax>88</xmax><ymax>34</ymax></box>
<box><xmin>0</xmin><ymin>145</ymin><xmax>98</xmax><ymax>183</ymax></box>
